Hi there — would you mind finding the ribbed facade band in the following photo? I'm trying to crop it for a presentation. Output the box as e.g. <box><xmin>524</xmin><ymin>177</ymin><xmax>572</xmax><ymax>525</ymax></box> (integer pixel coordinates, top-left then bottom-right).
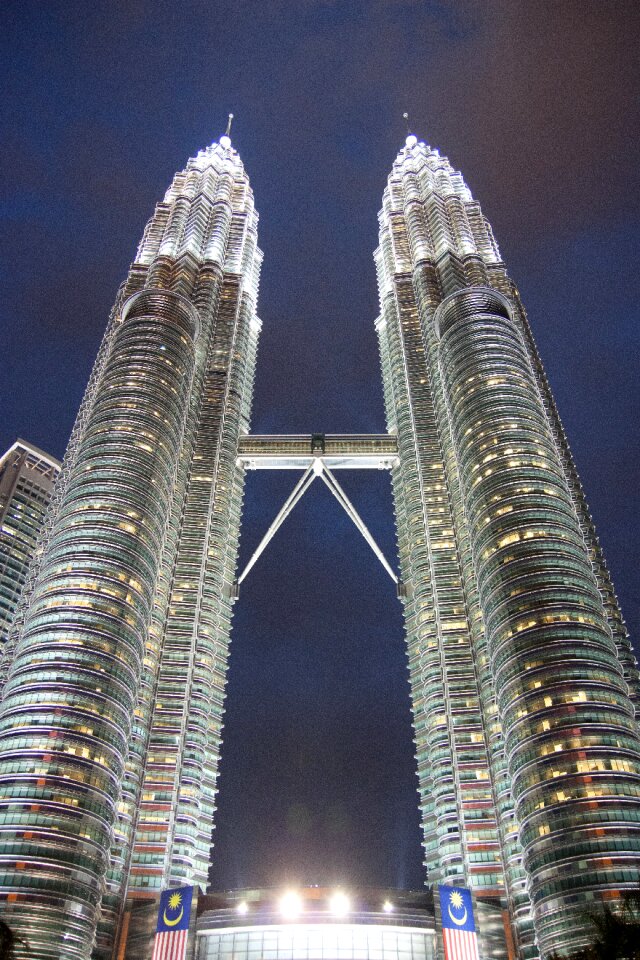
<box><xmin>375</xmin><ymin>136</ymin><xmax>640</xmax><ymax>959</ymax></box>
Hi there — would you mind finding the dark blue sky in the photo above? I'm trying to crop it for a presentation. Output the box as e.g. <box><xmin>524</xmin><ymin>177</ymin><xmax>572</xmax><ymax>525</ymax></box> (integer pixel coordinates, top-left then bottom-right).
<box><xmin>2</xmin><ymin>1</ymin><xmax>639</xmax><ymax>892</ymax></box>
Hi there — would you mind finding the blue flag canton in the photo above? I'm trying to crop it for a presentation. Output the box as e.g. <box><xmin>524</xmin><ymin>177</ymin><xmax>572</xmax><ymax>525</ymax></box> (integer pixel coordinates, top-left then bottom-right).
<box><xmin>157</xmin><ymin>885</ymin><xmax>193</xmax><ymax>933</ymax></box>
<box><xmin>439</xmin><ymin>885</ymin><xmax>476</xmax><ymax>933</ymax></box>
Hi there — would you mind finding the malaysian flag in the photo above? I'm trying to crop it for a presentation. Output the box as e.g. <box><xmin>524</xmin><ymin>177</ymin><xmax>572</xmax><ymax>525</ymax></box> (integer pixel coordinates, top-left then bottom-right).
<box><xmin>151</xmin><ymin>885</ymin><xmax>193</xmax><ymax>960</ymax></box>
<box><xmin>439</xmin><ymin>885</ymin><xmax>479</xmax><ymax>960</ymax></box>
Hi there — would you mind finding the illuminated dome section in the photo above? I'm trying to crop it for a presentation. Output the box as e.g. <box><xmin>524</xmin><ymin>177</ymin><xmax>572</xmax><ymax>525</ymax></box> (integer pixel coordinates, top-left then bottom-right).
<box><xmin>192</xmin><ymin>888</ymin><xmax>509</xmax><ymax>960</ymax></box>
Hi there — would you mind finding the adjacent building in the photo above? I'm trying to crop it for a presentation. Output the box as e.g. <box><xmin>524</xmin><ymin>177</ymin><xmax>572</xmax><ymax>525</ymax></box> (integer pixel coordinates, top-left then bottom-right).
<box><xmin>0</xmin><ymin>440</ymin><xmax>60</xmax><ymax>645</ymax></box>
<box><xmin>0</xmin><ymin>130</ymin><xmax>638</xmax><ymax>960</ymax></box>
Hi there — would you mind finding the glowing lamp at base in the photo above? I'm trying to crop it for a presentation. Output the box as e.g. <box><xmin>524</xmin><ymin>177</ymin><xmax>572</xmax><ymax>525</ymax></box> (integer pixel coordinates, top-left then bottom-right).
<box><xmin>329</xmin><ymin>891</ymin><xmax>351</xmax><ymax>917</ymax></box>
<box><xmin>279</xmin><ymin>890</ymin><xmax>303</xmax><ymax>920</ymax></box>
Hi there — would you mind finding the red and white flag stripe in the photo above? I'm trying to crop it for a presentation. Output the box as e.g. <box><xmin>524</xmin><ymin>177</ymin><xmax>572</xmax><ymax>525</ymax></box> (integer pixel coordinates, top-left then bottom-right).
<box><xmin>151</xmin><ymin>928</ymin><xmax>189</xmax><ymax>960</ymax></box>
<box><xmin>443</xmin><ymin>927</ymin><xmax>480</xmax><ymax>960</ymax></box>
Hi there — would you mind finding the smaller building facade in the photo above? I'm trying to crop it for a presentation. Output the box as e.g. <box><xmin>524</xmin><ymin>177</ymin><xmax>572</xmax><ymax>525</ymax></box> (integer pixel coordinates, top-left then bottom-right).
<box><xmin>121</xmin><ymin>887</ymin><xmax>511</xmax><ymax>960</ymax></box>
<box><xmin>0</xmin><ymin>439</ymin><xmax>60</xmax><ymax>645</ymax></box>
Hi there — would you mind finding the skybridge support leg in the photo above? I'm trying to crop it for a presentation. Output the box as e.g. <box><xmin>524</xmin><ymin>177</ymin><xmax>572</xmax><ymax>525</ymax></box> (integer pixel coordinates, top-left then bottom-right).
<box><xmin>319</xmin><ymin>464</ymin><xmax>398</xmax><ymax>585</ymax></box>
<box><xmin>235</xmin><ymin>458</ymin><xmax>401</xmax><ymax>595</ymax></box>
<box><xmin>236</xmin><ymin>462</ymin><xmax>316</xmax><ymax>588</ymax></box>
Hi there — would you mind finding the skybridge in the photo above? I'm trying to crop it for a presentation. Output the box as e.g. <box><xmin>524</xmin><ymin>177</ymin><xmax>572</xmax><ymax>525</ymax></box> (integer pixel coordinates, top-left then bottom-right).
<box><xmin>237</xmin><ymin>433</ymin><xmax>399</xmax><ymax>470</ymax></box>
<box><xmin>235</xmin><ymin>433</ymin><xmax>405</xmax><ymax>596</ymax></box>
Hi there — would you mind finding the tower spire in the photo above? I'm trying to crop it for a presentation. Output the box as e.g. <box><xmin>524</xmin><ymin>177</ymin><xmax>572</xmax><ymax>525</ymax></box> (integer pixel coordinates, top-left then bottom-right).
<box><xmin>402</xmin><ymin>112</ymin><xmax>417</xmax><ymax>149</ymax></box>
<box><xmin>220</xmin><ymin>113</ymin><xmax>234</xmax><ymax>149</ymax></box>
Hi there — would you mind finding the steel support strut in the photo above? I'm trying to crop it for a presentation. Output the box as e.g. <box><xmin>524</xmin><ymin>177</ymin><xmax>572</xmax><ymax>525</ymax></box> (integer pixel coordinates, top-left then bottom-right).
<box><xmin>319</xmin><ymin>463</ymin><xmax>398</xmax><ymax>583</ymax></box>
<box><xmin>237</xmin><ymin>462</ymin><xmax>316</xmax><ymax>586</ymax></box>
<box><xmin>236</xmin><ymin>458</ymin><xmax>398</xmax><ymax>589</ymax></box>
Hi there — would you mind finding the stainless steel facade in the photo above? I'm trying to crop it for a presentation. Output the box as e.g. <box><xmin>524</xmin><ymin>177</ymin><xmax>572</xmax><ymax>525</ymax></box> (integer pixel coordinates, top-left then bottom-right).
<box><xmin>0</xmin><ymin>136</ymin><xmax>262</xmax><ymax>960</ymax></box>
<box><xmin>0</xmin><ymin>130</ymin><xmax>639</xmax><ymax>960</ymax></box>
<box><xmin>375</xmin><ymin>136</ymin><xmax>640</xmax><ymax>959</ymax></box>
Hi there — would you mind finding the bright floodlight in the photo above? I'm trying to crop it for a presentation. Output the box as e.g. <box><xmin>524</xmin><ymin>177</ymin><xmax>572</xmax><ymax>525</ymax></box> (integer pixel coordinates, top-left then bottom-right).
<box><xmin>220</xmin><ymin>135</ymin><xmax>232</xmax><ymax>149</ymax></box>
<box><xmin>280</xmin><ymin>890</ymin><xmax>303</xmax><ymax>920</ymax></box>
<box><xmin>236</xmin><ymin>900</ymin><xmax>248</xmax><ymax>915</ymax></box>
<box><xmin>383</xmin><ymin>900</ymin><xmax>394</xmax><ymax>913</ymax></box>
<box><xmin>329</xmin><ymin>891</ymin><xmax>351</xmax><ymax>917</ymax></box>
<box><xmin>406</xmin><ymin>134</ymin><xmax>418</xmax><ymax>148</ymax></box>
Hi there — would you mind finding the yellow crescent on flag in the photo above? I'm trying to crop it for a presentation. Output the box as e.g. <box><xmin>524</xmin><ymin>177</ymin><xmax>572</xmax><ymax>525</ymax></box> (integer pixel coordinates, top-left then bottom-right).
<box><xmin>448</xmin><ymin>902</ymin><xmax>467</xmax><ymax>926</ymax></box>
<box><xmin>163</xmin><ymin>904</ymin><xmax>184</xmax><ymax>927</ymax></box>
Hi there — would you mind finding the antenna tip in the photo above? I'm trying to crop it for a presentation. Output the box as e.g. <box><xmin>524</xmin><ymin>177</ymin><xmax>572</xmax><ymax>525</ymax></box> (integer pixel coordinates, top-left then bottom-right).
<box><xmin>222</xmin><ymin>113</ymin><xmax>234</xmax><ymax>143</ymax></box>
<box><xmin>402</xmin><ymin>111</ymin><xmax>415</xmax><ymax>145</ymax></box>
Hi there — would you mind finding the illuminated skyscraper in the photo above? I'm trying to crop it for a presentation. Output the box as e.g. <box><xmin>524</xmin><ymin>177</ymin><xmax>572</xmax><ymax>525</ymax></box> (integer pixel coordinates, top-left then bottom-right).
<box><xmin>0</xmin><ymin>127</ymin><xmax>639</xmax><ymax>960</ymax></box>
<box><xmin>375</xmin><ymin>134</ymin><xmax>640</xmax><ymax>959</ymax></box>
<box><xmin>0</xmin><ymin>441</ymin><xmax>61</xmax><ymax>647</ymax></box>
<box><xmin>0</xmin><ymin>129</ymin><xmax>262</xmax><ymax>960</ymax></box>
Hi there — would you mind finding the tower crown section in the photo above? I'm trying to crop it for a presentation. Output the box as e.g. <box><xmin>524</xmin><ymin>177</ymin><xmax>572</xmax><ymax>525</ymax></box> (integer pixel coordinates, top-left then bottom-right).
<box><xmin>135</xmin><ymin>138</ymin><xmax>262</xmax><ymax>304</ymax></box>
<box><xmin>376</xmin><ymin>140</ymin><xmax>501</xmax><ymax>303</ymax></box>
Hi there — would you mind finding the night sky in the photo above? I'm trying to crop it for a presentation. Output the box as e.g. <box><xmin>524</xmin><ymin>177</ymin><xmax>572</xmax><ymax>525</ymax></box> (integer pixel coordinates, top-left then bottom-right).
<box><xmin>2</xmin><ymin>1</ymin><xmax>639</xmax><ymax>894</ymax></box>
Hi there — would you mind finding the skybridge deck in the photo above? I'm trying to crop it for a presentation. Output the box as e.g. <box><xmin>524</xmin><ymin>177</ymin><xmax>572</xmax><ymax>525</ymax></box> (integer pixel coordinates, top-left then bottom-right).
<box><xmin>237</xmin><ymin>433</ymin><xmax>399</xmax><ymax>470</ymax></box>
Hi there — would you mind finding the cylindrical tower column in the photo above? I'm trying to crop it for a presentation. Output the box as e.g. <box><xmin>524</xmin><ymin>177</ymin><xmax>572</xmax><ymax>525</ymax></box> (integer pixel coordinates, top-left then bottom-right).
<box><xmin>436</xmin><ymin>286</ymin><xmax>640</xmax><ymax>957</ymax></box>
<box><xmin>0</xmin><ymin>290</ymin><xmax>198</xmax><ymax>960</ymax></box>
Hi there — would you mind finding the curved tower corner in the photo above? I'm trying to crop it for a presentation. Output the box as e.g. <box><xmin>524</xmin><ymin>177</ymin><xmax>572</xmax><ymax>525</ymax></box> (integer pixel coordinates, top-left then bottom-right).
<box><xmin>0</xmin><ymin>134</ymin><xmax>262</xmax><ymax>960</ymax></box>
<box><xmin>375</xmin><ymin>135</ymin><xmax>640</xmax><ymax>959</ymax></box>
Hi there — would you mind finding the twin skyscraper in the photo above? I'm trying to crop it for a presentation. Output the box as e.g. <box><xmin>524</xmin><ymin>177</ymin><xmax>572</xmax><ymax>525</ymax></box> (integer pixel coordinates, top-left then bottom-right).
<box><xmin>0</xmin><ymin>130</ymin><xmax>638</xmax><ymax>960</ymax></box>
